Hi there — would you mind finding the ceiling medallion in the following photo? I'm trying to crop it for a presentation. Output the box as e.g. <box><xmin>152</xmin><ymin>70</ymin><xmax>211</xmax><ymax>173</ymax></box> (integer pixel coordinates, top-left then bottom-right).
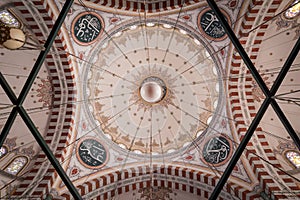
<box><xmin>71</xmin><ymin>12</ymin><xmax>104</xmax><ymax>45</ymax></box>
<box><xmin>201</xmin><ymin>134</ymin><xmax>232</xmax><ymax>166</ymax></box>
<box><xmin>197</xmin><ymin>7</ymin><xmax>231</xmax><ymax>41</ymax></box>
<box><xmin>139</xmin><ymin>76</ymin><xmax>167</xmax><ymax>104</ymax></box>
<box><xmin>76</xmin><ymin>137</ymin><xmax>109</xmax><ymax>169</ymax></box>
<box><xmin>85</xmin><ymin>22</ymin><xmax>221</xmax><ymax>156</ymax></box>
<box><xmin>129</xmin><ymin>67</ymin><xmax>176</xmax><ymax>113</ymax></box>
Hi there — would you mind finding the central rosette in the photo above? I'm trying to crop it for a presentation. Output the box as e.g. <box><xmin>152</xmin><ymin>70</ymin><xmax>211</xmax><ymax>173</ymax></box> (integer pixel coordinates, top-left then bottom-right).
<box><xmin>139</xmin><ymin>77</ymin><xmax>167</xmax><ymax>104</ymax></box>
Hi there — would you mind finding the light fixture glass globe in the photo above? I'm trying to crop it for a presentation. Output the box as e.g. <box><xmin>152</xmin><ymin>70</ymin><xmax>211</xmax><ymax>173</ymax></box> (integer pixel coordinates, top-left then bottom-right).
<box><xmin>0</xmin><ymin>22</ymin><xmax>26</xmax><ymax>50</ymax></box>
<box><xmin>2</xmin><ymin>28</ymin><xmax>26</xmax><ymax>50</ymax></box>
<box><xmin>140</xmin><ymin>81</ymin><xmax>163</xmax><ymax>103</ymax></box>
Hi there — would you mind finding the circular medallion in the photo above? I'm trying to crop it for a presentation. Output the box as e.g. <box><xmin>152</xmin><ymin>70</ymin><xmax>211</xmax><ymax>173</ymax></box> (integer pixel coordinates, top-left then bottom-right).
<box><xmin>84</xmin><ymin>21</ymin><xmax>222</xmax><ymax>157</ymax></box>
<box><xmin>139</xmin><ymin>76</ymin><xmax>167</xmax><ymax>103</ymax></box>
<box><xmin>202</xmin><ymin>135</ymin><xmax>232</xmax><ymax>166</ymax></box>
<box><xmin>71</xmin><ymin>12</ymin><xmax>104</xmax><ymax>45</ymax></box>
<box><xmin>197</xmin><ymin>8</ymin><xmax>230</xmax><ymax>41</ymax></box>
<box><xmin>76</xmin><ymin>137</ymin><xmax>108</xmax><ymax>169</ymax></box>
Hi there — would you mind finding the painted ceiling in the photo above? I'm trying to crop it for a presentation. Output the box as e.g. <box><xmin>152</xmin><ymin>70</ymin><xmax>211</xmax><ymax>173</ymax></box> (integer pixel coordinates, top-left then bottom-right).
<box><xmin>0</xmin><ymin>0</ymin><xmax>300</xmax><ymax>199</ymax></box>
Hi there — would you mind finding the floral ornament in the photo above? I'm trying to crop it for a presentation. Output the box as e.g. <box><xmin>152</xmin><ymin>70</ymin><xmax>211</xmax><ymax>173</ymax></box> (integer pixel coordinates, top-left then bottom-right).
<box><xmin>180</xmin><ymin>13</ymin><xmax>192</xmax><ymax>22</ymax></box>
<box><xmin>138</xmin><ymin>186</ymin><xmax>174</xmax><ymax>200</ymax></box>
<box><xmin>226</xmin><ymin>0</ymin><xmax>238</xmax><ymax>10</ymax></box>
<box><xmin>275</xmin><ymin>16</ymin><xmax>296</xmax><ymax>30</ymax></box>
<box><xmin>69</xmin><ymin>165</ymin><xmax>81</xmax><ymax>177</ymax></box>
<box><xmin>5</xmin><ymin>137</ymin><xmax>17</xmax><ymax>149</ymax></box>
<box><xmin>294</xmin><ymin>27</ymin><xmax>300</xmax><ymax>40</ymax></box>
<box><xmin>128</xmin><ymin>66</ymin><xmax>177</xmax><ymax>113</ymax></box>
<box><xmin>36</xmin><ymin>77</ymin><xmax>53</xmax><ymax>107</ymax></box>
<box><xmin>274</xmin><ymin>2</ymin><xmax>300</xmax><ymax>31</ymax></box>
<box><xmin>108</xmin><ymin>14</ymin><xmax>121</xmax><ymax>25</ymax></box>
<box><xmin>273</xmin><ymin>140</ymin><xmax>296</xmax><ymax>155</ymax></box>
<box><xmin>21</xmin><ymin>145</ymin><xmax>35</xmax><ymax>158</ymax></box>
<box><xmin>251</xmin><ymin>74</ymin><xmax>270</xmax><ymax>102</ymax></box>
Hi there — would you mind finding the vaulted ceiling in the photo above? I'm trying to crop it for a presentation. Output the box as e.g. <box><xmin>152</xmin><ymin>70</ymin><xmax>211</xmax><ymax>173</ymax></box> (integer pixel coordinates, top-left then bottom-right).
<box><xmin>0</xmin><ymin>0</ymin><xmax>300</xmax><ymax>199</ymax></box>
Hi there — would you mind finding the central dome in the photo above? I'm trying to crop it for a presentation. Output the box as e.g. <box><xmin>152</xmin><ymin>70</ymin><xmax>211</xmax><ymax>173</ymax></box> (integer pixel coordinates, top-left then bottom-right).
<box><xmin>85</xmin><ymin>21</ymin><xmax>221</xmax><ymax>156</ymax></box>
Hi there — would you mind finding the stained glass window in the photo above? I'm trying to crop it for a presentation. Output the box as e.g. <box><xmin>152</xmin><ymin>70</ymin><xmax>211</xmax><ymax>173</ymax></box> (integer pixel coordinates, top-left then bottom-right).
<box><xmin>0</xmin><ymin>146</ymin><xmax>8</xmax><ymax>159</ymax></box>
<box><xmin>4</xmin><ymin>156</ymin><xmax>28</xmax><ymax>175</ymax></box>
<box><xmin>286</xmin><ymin>151</ymin><xmax>300</xmax><ymax>168</ymax></box>
<box><xmin>285</xmin><ymin>0</ymin><xmax>300</xmax><ymax>19</ymax></box>
<box><xmin>0</xmin><ymin>10</ymin><xmax>20</xmax><ymax>28</ymax></box>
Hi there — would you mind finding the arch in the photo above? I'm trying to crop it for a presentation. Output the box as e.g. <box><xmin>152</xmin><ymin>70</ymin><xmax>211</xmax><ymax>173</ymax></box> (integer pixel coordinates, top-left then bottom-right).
<box><xmin>59</xmin><ymin>164</ymin><xmax>256</xmax><ymax>200</ymax></box>
<box><xmin>4</xmin><ymin>155</ymin><xmax>28</xmax><ymax>175</ymax></box>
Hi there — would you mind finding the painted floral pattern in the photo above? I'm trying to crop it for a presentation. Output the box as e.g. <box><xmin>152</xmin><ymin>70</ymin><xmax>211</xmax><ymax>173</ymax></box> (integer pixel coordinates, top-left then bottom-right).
<box><xmin>36</xmin><ymin>77</ymin><xmax>53</xmax><ymax>107</ymax></box>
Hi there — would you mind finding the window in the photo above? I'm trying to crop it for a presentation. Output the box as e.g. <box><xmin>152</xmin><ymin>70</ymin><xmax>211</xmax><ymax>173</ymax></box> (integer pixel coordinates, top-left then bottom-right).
<box><xmin>0</xmin><ymin>146</ymin><xmax>8</xmax><ymax>159</ymax></box>
<box><xmin>284</xmin><ymin>0</ymin><xmax>300</xmax><ymax>19</ymax></box>
<box><xmin>0</xmin><ymin>9</ymin><xmax>20</xmax><ymax>28</ymax></box>
<box><xmin>4</xmin><ymin>156</ymin><xmax>28</xmax><ymax>175</ymax></box>
<box><xmin>285</xmin><ymin>150</ymin><xmax>300</xmax><ymax>168</ymax></box>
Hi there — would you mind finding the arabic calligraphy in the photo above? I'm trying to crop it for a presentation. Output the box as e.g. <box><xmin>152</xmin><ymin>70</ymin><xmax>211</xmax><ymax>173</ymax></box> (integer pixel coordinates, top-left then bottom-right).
<box><xmin>202</xmin><ymin>136</ymin><xmax>231</xmax><ymax>165</ymax></box>
<box><xmin>72</xmin><ymin>12</ymin><xmax>104</xmax><ymax>45</ymax></box>
<box><xmin>77</xmin><ymin>138</ymin><xmax>108</xmax><ymax>168</ymax></box>
<box><xmin>198</xmin><ymin>8</ymin><xmax>229</xmax><ymax>41</ymax></box>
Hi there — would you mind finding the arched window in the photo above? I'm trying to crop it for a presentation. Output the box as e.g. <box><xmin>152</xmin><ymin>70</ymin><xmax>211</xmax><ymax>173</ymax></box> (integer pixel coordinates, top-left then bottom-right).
<box><xmin>0</xmin><ymin>9</ymin><xmax>21</xmax><ymax>28</ymax></box>
<box><xmin>0</xmin><ymin>146</ymin><xmax>8</xmax><ymax>159</ymax></box>
<box><xmin>284</xmin><ymin>0</ymin><xmax>300</xmax><ymax>19</ymax></box>
<box><xmin>285</xmin><ymin>150</ymin><xmax>300</xmax><ymax>168</ymax></box>
<box><xmin>4</xmin><ymin>156</ymin><xmax>28</xmax><ymax>175</ymax></box>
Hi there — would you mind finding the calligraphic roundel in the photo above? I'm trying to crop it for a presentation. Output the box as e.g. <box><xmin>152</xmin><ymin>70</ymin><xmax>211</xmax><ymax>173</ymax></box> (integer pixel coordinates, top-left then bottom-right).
<box><xmin>201</xmin><ymin>134</ymin><xmax>232</xmax><ymax>166</ymax></box>
<box><xmin>72</xmin><ymin>12</ymin><xmax>104</xmax><ymax>45</ymax></box>
<box><xmin>197</xmin><ymin>7</ymin><xmax>230</xmax><ymax>41</ymax></box>
<box><xmin>76</xmin><ymin>137</ymin><xmax>108</xmax><ymax>169</ymax></box>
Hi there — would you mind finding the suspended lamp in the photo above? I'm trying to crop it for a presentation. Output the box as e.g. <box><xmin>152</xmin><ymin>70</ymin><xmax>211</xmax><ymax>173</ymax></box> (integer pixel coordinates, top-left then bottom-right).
<box><xmin>0</xmin><ymin>22</ymin><xmax>26</xmax><ymax>50</ymax></box>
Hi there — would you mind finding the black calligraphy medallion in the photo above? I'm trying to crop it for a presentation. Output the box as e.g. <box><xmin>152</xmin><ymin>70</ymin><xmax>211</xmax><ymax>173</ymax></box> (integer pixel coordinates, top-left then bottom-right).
<box><xmin>197</xmin><ymin>8</ymin><xmax>230</xmax><ymax>41</ymax></box>
<box><xmin>72</xmin><ymin>12</ymin><xmax>104</xmax><ymax>45</ymax></box>
<box><xmin>202</xmin><ymin>135</ymin><xmax>232</xmax><ymax>165</ymax></box>
<box><xmin>77</xmin><ymin>138</ymin><xmax>108</xmax><ymax>169</ymax></box>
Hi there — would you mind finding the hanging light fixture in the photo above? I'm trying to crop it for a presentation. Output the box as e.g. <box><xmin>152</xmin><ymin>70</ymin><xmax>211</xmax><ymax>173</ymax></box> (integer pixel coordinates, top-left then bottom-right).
<box><xmin>0</xmin><ymin>22</ymin><xmax>26</xmax><ymax>50</ymax></box>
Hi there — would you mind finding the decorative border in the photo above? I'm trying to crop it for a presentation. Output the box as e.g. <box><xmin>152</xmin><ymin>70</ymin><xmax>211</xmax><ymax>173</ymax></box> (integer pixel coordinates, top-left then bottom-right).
<box><xmin>76</xmin><ymin>137</ymin><xmax>109</xmax><ymax>169</ymax></box>
<box><xmin>84</xmin><ymin>0</ymin><xmax>201</xmax><ymax>13</ymax></box>
<box><xmin>197</xmin><ymin>7</ymin><xmax>231</xmax><ymax>42</ymax></box>
<box><xmin>71</xmin><ymin>11</ymin><xmax>105</xmax><ymax>46</ymax></box>
<box><xmin>200</xmin><ymin>133</ymin><xmax>233</xmax><ymax>167</ymax></box>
